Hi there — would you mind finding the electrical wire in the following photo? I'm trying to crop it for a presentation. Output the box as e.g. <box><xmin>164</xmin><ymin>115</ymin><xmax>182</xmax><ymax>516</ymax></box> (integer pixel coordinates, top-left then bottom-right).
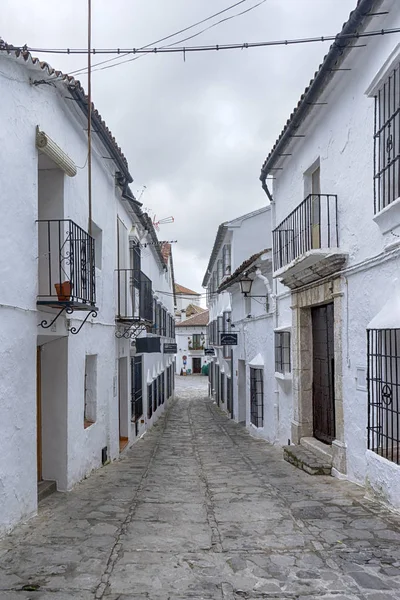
<box><xmin>68</xmin><ymin>0</ymin><xmax>253</xmax><ymax>77</ymax></box>
<box><xmin>9</xmin><ymin>27</ymin><xmax>400</xmax><ymax>57</ymax></box>
<box><xmin>88</xmin><ymin>0</ymin><xmax>268</xmax><ymax>74</ymax></box>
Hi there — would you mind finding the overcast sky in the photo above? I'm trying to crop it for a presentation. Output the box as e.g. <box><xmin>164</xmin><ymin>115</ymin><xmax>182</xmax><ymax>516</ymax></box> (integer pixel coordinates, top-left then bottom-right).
<box><xmin>3</xmin><ymin>0</ymin><xmax>356</xmax><ymax>294</ymax></box>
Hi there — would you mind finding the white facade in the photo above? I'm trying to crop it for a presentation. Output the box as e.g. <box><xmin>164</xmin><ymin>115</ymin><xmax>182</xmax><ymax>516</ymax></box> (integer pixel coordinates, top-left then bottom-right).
<box><xmin>260</xmin><ymin>0</ymin><xmax>400</xmax><ymax>509</ymax></box>
<box><xmin>203</xmin><ymin>208</ymin><xmax>282</xmax><ymax>441</ymax></box>
<box><xmin>175</xmin><ymin>311</ymin><xmax>209</xmax><ymax>375</ymax></box>
<box><xmin>174</xmin><ymin>284</ymin><xmax>201</xmax><ymax>322</ymax></box>
<box><xmin>0</xmin><ymin>49</ymin><xmax>175</xmax><ymax>535</ymax></box>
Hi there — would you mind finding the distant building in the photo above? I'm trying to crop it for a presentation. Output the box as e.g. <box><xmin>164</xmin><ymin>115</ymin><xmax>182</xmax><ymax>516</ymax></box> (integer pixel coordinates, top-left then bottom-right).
<box><xmin>174</xmin><ymin>283</ymin><xmax>202</xmax><ymax>322</ymax></box>
<box><xmin>176</xmin><ymin>309</ymin><xmax>209</xmax><ymax>375</ymax></box>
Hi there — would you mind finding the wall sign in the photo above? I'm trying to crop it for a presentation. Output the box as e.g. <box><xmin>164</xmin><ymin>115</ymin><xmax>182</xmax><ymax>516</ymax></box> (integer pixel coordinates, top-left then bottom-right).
<box><xmin>136</xmin><ymin>337</ymin><xmax>161</xmax><ymax>354</ymax></box>
<box><xmin>220</xmin><ymin>333</ymin><xmax>238</xmax><ymax>346</ymax></box>
<box><xmin>205</xmin><ymin>348</ymin><xmax>215</xmax><ymax>356</ymax></box>
<box><xmin>164</xmin><ymin>343</ymin><xmax>178</xmax><ymax>354</ymax></box>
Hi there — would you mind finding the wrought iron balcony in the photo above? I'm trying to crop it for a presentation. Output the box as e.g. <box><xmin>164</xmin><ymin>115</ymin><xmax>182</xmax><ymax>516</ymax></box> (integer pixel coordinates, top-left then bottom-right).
<box><xmin>37</xmin><ymin>219</ymin><xmax>96</xmax><ymax>309</ymax></box>
<box><xmin>272</xmin><ymin>194</ymin><xmax>346</xmax><ymax>288</ymax></box>
<box><xmin>116</xmin><ymin>269</ymin><xmax>153</xmax><ymax>323</ymax></box>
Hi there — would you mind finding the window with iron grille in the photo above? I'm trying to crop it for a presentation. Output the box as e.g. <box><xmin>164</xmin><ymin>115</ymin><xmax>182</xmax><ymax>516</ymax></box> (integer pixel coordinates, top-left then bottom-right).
<box><xmin>223</xmin><ymin>311</ymin><xmax>231</xmax><ymax>358</ymax></box>
<box><xmin>374</xmin><ymin>59</ymin><xmax>400</xmax><ymax>213</ymax></box>
<box><xmin>161</xmin><ymin>372</ymin><xmax>165</xmax><ymax>404</ymax></box>
<box><xmin>275</xmin><ymin>331</ymin><xmax>291</xmax><ymax>374</ymax></box>
<box><xmin>250</xmin><ymin>368</ymin><xmax>264</xmax><ymax>427</ymax></box>
<box><xmin>153</xmin><ymin>378</ymin><xmax>158</xmax><ymax>412</ymax></box>
<box><xmin>158</xmin><ymin>374</ymin><xmax>162</xmax><ymax>407</ymax></box>
<box><xmin>227</xmin><ymin>376</ymin><xmax>232</xmax><ymax>413</ymax></box>
<box><xmin>147</xmin><ymin>384</ymin><xmax>153</xmax><ymax>419</ymax></box>
<box><xmin>221</xmin><ymin>373</ymin><xmax>225</xmax><ymax>403</ymax></box>
<box><xmin>217</xmin><ymin>259</ymin><xmax>223</xmax><ymax>286</ymax></box>
<box><xmin>131</xmin><ymin>356</ymin><xmax>143</xmax><ymax>422</ymax></box>
<box><xmin>222</xmin><ymin>244</ymin><xmax>231</xmax><ymax>276</ymax></box>
<box><xmin>217</xmin><ymin>316</ymin><xmax>224</xmax><ymax>346</ymax></box>
<box><xmin>368</xmin><ymin>328</ymin><xmax>400</xmax><ymax>465</ymax></box>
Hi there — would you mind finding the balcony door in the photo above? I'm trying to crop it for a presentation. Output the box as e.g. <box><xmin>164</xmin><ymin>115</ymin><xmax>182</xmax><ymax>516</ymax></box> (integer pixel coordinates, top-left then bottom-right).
<box><xmin>311</xmin><ymin>167</ymin><xmax>321</xmax><ymax>249</ymax></box>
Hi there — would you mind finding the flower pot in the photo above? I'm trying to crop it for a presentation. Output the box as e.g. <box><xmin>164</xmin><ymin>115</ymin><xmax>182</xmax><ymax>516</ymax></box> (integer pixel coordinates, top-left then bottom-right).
<box><xmin>55</xmin><ymin>281</ymin><xmax>72</xmax><ymax>302</ymax></box>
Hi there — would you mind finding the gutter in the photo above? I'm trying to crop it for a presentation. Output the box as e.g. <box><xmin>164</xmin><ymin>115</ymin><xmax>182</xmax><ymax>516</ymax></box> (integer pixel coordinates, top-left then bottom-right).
<box><xmin>259</xmin><ymin>0</ymin><xmax>376</xmax><ymax>190</ymax></box>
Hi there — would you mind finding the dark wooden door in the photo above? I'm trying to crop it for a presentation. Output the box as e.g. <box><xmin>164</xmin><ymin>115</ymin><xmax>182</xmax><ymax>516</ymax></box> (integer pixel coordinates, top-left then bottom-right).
<box><xmin>312</xmin><ymin>303</ymin><xmax>335</xmax><ymax>444</ymax></box>
<box><xmin>192</xmin><ymin>358</ymin><xmax>202</xmax><ymax>374</ymax></box>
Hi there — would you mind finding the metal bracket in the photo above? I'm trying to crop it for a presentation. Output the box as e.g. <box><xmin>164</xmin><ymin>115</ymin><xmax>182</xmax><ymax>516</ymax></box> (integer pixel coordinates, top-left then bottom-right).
<box><xmin>39</xmin><ymin>305</ymin><xmax>74</xmax><ymax>329</ymax></box>
<box><xmin>68</xmin><ymin>310</ymin><xmax>98</xmax><ymax>335</ymax></box>
<box><xmin>115</xmin><ymin>323</ymin><xmax>147</xmax><ymax>340</ymax></box>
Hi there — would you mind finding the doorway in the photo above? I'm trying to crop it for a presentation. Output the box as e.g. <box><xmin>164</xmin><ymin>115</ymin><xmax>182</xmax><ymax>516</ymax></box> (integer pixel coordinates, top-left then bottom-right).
<box><xmin>36</xmin><ymin>347</ymin><xmax>42</xmax><ymax>482</ymax></box>
<box><xmin>192</xmin><ymin>357</ymin><xmax>202</xmax><ymax>374</ymax></box>
<box><xmin>312</xmin><ymin>303</ymin><xmax>335</xmax><ymax>444</ymax></box>
<box><xmin>238</xmin><ymin>360</ymin><xmax>246</xmax><ymax>423</ymax></box>
<box><xmin>118</xmin><ymin>357</ymin><xmax>129</xmax><ymax>452</ymax></box>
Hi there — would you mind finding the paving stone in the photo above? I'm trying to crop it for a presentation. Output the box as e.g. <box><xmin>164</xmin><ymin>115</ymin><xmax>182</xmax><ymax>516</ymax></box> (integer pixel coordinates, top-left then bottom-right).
<box><xmin>1</xmin><ymin>377</ymin><xmax>400</xmax><ymax>600</ymax></box>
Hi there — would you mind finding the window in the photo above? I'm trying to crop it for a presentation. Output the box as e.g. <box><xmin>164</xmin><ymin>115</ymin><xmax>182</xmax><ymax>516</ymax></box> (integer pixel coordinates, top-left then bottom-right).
<box><xmin>227</xmin><ymin>377</ymin><xmax>232</xmax><ymax>414</ymax></box>
<box><xmin>221</xmin><ymin>373</ymin><xmax>225</xmax><ymax>403</ymax></box>
<box><xmin>147</xmin><ymin>383</ymin><xmax>153</xmax><ymax>419</ymax></box>
<box><xmin>161</xmin><ymin>372</ymin><xmax>165</xmax><ymax>404</ymax></box>
<box><xmin>84</xmin><ymin>355</ymin><xmax>97</xmax><ymax>427</ymax></box>
<box><xmin>217</xmin><ymin>260</ymin><xmax>223</xmax><ymax>286</ymax></box>
<box><xmin>217</xmin><ymin>316</ymin><xmax>224</xmax><ymax>345</ymax></box>
<box><xmin>368</xmin><ymin>328</ymin><xmax>400</xmax><ymax>465</ymax></box>
<box><xmin>373</xmin><ymin>58</ymin><xmax>400</xmax><ymax>213</ymax></box>
<box><xmin>223</xmin><ymin>244</ymin><xmax>231</xmax><ymax>276</ymax></box>
<box><xmin>250</xmin><ymin>368</ymin><xmax>264</xmax><ymax>427</ymax></box>
<box><xmin>153</xmin><ymin>378</ymin><xmax>158</xmax><ymax>412</ymax></box>
<box><xmin>275</xmin><ymin>331</ymin><xmax>291</xmax><ymax>374</ymax></box>
<box><xmin>223</xmin><ymin>311</ymin><xmax>231</xmax><ymax>359</ymax></box>
<box><xmin>131</xmin><ymin>356</ymin><xmax>143</xmax><ymax>422</ymax></box>
<box><xmin>91</xmin><ymin>221</ymin><xmax>103</xmax><ymax>270</ymax></box>
<box><xmin>192</xmin><ymin>334</ymin><xmax>202</xmax><ymax>350</ymax></box>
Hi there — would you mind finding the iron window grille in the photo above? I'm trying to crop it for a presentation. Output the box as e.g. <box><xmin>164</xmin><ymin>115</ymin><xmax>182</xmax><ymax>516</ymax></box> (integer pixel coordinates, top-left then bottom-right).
<box><xmin>367</xmin><ymin>328</ymin><xmax>400</xmax><ymax>465</ymax></box>
<box><xmin>227</xmin><ymin>376</ymin><xmax>232</xmax><ymax>414</ymax></box>
<box><xmin>250</xmin><ymin>368</ymin><xmax>264</xmax><ymax>427</ymax></box>
<box><xmin>37</xmin><ymin>219</ymin><xmax>96</xmax><ymax>308</ymax></box>
<box><xmin>217</xmin><ymin>316</ymin><xmax>224</xmax><ymax>346</ymax></box>
<box><xmin>374</xmin><ymin>59</ymin><xmax>400</xmax><ymax>213</ymax></box>
<box><xmin>272</xmin><ymin>194</ymin><xmax>338</xmax><ymax>271</ymax></box>
<box><xmin>131</xmin><ymin>356</ymin><xmax>143</xmax><ymax>433</ymax></box>
<box><xmin>217</xmin><ymin>259</ymin><xmax>223</xmax><ymax>286</ymax></box>
<box><xmin>161</xmin><ymin>372</ymin><xmax>165</xmax><ymax>404</ymax></box>
<box><xmin>190</xmin><ymin>334</ymin><xmax>203</xmax><ymax>350</ymax></box>
<box><xmin>221</xmin><ymin>373</ymin><xmax>225</xmax><ymax>403</ymax></box>
<box><xmin>147</xmin><ymin>384</ymin><xmax>153</xmax><ymax>419</ymax></box>
<box><xmin>153</xmin><ymin>378</ymin><xmax>158</xmax><ymax>412</ymax></box>
<box><xmin>223</xmin><ymin>311</ymin><xmax>231</xmax><ymax>358</ymax></box>
<box><xmin>275</xmin><ymin>331</ymin><xmax>291</xmax><ymax>374</ymax></box>
<box><xmin>223</xmin><ymin>244</ymin><xmax>232</xmax><ymax>276</ymax></box>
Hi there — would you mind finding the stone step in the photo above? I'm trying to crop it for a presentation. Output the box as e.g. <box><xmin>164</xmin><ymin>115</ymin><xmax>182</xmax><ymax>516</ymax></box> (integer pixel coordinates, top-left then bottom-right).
<box><xmin>300</xmin><ymin>436</ymin><xmax>333</xmax><ymax>465</ymax></box>
<box><xmin>283</xmin><ymin>445</ymin><xmax>332</xmax><ymax>476</ymax></box>
<box><xmin>38</xmin><ymin>480</ymin><xmax>57</xmax><ymax>503</ymax></box>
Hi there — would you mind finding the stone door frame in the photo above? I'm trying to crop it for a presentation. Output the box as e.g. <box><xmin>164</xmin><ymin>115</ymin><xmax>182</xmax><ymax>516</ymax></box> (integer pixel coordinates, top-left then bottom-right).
<box><xmin>291</xmin><ymin>277</ymin><xmax>347</xmax><ymax>474</ymax></box>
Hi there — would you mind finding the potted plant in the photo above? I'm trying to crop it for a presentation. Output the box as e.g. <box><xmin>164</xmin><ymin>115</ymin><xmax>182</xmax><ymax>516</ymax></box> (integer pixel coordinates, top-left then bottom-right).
<box><xmin>55</xmin><ymin>281</ymin><xmax>72</xmax><ymax>302</ymax></box>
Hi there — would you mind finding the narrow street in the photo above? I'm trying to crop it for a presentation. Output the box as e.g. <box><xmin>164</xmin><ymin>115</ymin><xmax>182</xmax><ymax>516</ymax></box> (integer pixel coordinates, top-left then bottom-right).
<box><xmin>1</xmin><ymin>378</ymin><xmax>400</xmax><ymax>600</ymax></box>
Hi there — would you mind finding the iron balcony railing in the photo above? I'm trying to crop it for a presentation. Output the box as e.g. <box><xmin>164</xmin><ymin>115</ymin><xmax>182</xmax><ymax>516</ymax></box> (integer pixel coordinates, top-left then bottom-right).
<box><xmin>116</xmin><ymin>269</ymin><xmax>153</xmax><ymax>323</ymax></box>
<box><xmin>273</xmin><ymin>194</ymin><xmax>338</xmax><ymax>271</ymax></box>
<box><xmin>37</xmin><ymin>219</ymin><xmax>96</xmax><ymax>308</ymax></box>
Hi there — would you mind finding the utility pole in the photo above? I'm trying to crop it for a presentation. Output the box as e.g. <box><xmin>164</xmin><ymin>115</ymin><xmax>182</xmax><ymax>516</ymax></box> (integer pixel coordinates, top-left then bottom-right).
<box><xmin>87</xmin><ymin>0</ymin><xmax>92</xmax><ymax>237</ymax></box>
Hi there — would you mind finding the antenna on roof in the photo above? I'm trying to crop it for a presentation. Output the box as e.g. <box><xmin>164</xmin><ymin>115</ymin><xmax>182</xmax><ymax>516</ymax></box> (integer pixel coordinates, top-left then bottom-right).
<box><xmin>153</xmin><ymin>215</ymin><xmax>175</xmax><ymax>232</ymax></box>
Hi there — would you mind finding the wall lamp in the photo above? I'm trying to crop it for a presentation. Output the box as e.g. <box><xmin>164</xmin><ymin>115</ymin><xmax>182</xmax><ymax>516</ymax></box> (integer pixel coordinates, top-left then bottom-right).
<box><xmin>239</xmin><ymin>275</ymin><xmax>253</xmax><ymax>296</ymax></box>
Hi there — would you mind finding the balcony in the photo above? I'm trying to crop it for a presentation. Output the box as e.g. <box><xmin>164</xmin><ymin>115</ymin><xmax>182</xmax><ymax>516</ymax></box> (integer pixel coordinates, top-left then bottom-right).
<box><xmin>188</xmin><ymin>342</ymin><xmax>205</xmax><ymax>351</ymax></box>
<box><xmin>116</xmin><ymin>269</ymin><xmax>153</xmax><ymax>323</ymax></box>
<box><xmin>37</xmin><ymin>219</ymin><xmax>96</xmax><ymax>310</ymax></box>
<box><xmin>272</xmin><ymin>194</ymin><xmax>347</xmax><ymax>289</ymax></box>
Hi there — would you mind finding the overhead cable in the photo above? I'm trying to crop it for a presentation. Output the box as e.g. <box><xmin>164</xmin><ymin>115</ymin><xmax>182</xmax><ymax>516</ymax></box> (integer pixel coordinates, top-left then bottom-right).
<box><xmin>8</xmin><ymin>27</ymin><xmax>400</xmax><ymax>58</ymax></box>
<box><xmin>68</xmin><ymin>0</ymin><xmax>253</xmax><ymax>77</ymax></box>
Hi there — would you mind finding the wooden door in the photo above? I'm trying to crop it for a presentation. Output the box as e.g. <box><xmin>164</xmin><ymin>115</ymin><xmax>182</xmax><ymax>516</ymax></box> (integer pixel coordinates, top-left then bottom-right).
<box><xmin>192</xmin><ymin>358</ymin><xmax>202</xmax><ymax>374</ymax></box>
<box><xmin>311</xmin><ymin>167</ymin><xmax>321</xmax><ymax>249</ymax></box>
<box><xmin>312</xmin><ymin>303</ymin><xmax>335</xmax><ymax>444</ymax></box>
<box><xmin>36</xmin><ymin>347</ymin><xmax>42</xmax><ymax>482</ymax></box>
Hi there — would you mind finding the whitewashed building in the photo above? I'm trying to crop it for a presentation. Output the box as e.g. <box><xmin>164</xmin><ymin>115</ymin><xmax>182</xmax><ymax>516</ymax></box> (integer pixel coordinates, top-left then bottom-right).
<box><xmin>0</xmin><ymin>45</ymin><xmax>175</xmax><ymax>535</ymax></box>
<box><xmin>203</xmin><ymin>208</ymin><xmax>277</xmax><ymax>433</ymax></box>
<box><xmin>259</xmin><ymin>0</ymin><xmax>400</xmax><ymax>508</ymax></box>
<box><xmin>175</xmin><ymin>309</ymin><xmax>209</xmax><ymax>375</ymax></box>
<box><xmin>174</xmin><ymin>283</ymin><xmax>202</xmax><ymax>323</ymax></box>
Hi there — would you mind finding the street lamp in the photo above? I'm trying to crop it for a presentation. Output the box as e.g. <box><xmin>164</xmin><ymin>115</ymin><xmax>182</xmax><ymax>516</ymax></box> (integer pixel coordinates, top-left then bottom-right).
<box><xmin>239</xmin><ymin>275</ymin><xmax>253</xmax><ymax>296</ymax></box>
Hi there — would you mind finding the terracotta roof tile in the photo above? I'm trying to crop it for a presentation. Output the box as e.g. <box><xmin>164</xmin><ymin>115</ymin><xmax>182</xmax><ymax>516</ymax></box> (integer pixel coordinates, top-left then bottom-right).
<box><xmin>175</xmin><ymin>283</ymin><xmax>200</xmax><ymax>296</ymax></box>
<box><xmin>218</xmin><ymin>248</ymin><xmax>271</xmax><ymax>293</ymax></box>
<box><xmin>176</xmin><ymin>310</ymin><xmax>209</xmax><ymax>327</ymax></box>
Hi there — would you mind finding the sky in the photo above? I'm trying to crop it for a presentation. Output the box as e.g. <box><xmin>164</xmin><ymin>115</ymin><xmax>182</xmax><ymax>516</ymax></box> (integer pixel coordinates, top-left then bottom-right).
<box><xmin>2</xmin><ymin>0</ymin><xmax>356</xmax><ymax>295</ymax></box>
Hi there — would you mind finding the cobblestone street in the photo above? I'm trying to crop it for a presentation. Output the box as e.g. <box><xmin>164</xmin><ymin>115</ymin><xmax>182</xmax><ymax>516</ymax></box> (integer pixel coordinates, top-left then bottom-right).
<box><xmin>1</xmin><ymin>377</ymin><xmax>400</xmax><ymax>600</ymax></box>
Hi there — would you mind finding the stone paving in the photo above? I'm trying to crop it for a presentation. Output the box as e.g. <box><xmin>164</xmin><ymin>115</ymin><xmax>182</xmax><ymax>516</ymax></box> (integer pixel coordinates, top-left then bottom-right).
<box><xmin>1</xmin><ymin>376</ymin><xmax>400</xmax><ymax>600</ymax></box>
